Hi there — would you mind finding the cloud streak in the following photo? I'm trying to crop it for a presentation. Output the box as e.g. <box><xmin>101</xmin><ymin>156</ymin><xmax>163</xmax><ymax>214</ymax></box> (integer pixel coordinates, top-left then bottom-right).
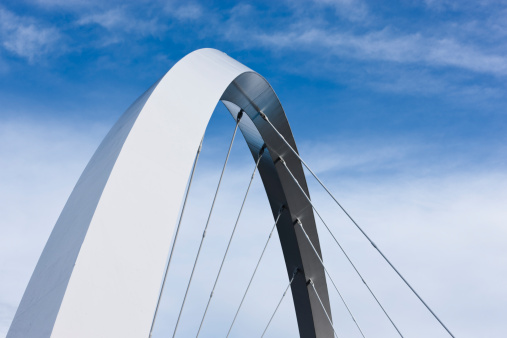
<box><xmin>1</xmin><ymin>112</ymin><xmax>506</xmax><ymax>337</ymax></box>
<box><xmin>76</xmin><ymin>6</ymin><xmax>165</xmax><ymax>43</ymax></box>
<box><xmin>312</xmin><ymin>0</ymin><xmax>369</xmax><ymax>21</ymax></box>
<box><xmin>252</xmin><ymin>27</ymin><xmax>507</xmax><ymax>76</ymax></box>
<box><xmin>0</xmin><ymin>6</ymin><xmax>61</xmax><ymax>63</ymax></box>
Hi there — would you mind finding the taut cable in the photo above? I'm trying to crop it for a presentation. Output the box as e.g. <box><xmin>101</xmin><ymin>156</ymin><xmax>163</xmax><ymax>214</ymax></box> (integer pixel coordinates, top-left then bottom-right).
<box><xmin>259</xmin><ymin>111</ymin><xmax>453</xmax><ymax>337</ymax></box>
<box><xmin>172</xmin><ymin>113</ymin><xmax>242</xmax><ymax>338</ymax></box>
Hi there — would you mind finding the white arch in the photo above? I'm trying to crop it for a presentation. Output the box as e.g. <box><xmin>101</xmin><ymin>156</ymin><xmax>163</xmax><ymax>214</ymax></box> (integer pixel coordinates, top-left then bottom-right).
<box><xmin>8</xmin><ymin>49</ymin><xmax>332</xmax><ymax>338</ymax></box>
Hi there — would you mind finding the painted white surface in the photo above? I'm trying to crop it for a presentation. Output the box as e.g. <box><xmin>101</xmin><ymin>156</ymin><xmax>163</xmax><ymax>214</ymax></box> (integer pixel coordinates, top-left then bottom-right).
<box><xmin>7</xmin><ymin>49</ymin><xmax>251</xmax><ymax>338</ymax></box>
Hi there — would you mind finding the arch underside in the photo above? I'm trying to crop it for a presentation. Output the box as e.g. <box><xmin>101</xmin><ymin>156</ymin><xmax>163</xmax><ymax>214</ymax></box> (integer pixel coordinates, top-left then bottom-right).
<box><xmin>8</xmin><ymin>49</ymin><xmax>333</xmax><ymax>337</ymax></box>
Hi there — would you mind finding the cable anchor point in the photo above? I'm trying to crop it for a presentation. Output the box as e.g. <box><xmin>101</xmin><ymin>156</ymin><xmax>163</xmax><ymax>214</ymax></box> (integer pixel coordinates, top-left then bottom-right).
<box><xmin>237</xmin><ymin>110</ymin><xmax>244</xmax><ymax>122</ymax></box>
<box><xmin>291</xmin><ymin>267</ymin><xmax>300</xmax><ymax>280</ymax></box>
<box><xmin>274</xmin><ymin>156</ymin><xmax>286</xmax><ymax>166</ymax></box>
<box><xmin>278</xmin><ymin>204</ymin><xmax>286</xmax><ymax>215</ymax></box>
<box><xmin>258</xmin><ymin>144</ymin><xmax>267</xmax><ymax>157</ymax></box>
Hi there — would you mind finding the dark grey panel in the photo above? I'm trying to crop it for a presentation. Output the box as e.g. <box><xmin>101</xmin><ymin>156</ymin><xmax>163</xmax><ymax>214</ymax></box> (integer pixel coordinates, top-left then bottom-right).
<box><xmin>221</xmin><ymin>71</ymin><xmax>333</xmax><ymax>338</ymax></box>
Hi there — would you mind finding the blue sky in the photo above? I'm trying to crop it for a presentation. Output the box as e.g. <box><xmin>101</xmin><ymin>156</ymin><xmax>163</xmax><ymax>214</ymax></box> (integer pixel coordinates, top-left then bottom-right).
<box><xmin>1</xmin><ymin>0</ymin><xmax>507</xmax><ymax>337</ymax></box>
<box><xmin>1</xmin><ymin>0</ymin><xmax>506</xmax><ymax>176</ymax></box>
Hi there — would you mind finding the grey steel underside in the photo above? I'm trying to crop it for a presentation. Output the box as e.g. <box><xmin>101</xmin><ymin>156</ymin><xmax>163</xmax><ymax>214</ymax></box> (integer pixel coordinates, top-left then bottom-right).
<box><xmin>222</xmin><ymin>71</ymin><xmax>333</xmax><ymax>338</ymax></box>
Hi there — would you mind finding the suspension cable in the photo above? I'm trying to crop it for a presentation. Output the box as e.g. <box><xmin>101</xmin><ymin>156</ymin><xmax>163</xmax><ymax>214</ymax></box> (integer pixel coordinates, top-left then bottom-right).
<box><xmin>261</xmin><ymin>268</ymin><xmax>299</xmax><ymax>338</ymax></box>
<box><xmin>226</xmin><ymin>205</ymin><xmax>285</xmax><ymax>337</ymax></box>
<box><xmin>280</xmin><ymin>157</ymin><xmax>403</xmax><ymax>337</ymax></box>
<box><xmin>297</xmin><ymin>219</ymin><xmax>366</xmax><ymax>338</ymax></box>
<box><xmin>172</xmin><ymin>114</ymin><xmax>242</xmax><ymax>338</ymax></box>
<box><xmin>260</xmin><ymin>112</ymin><xmax>454</xmax><ymax>337</ymax></box>
<box><xmin>196</xmin><ymin>146</ymin><xmax>266</xmax><ymax>337</ymax></box>
<box><xmin>309</xmin><ymin>279</ymin><xmax>339</xmax><ymax>338</ymax></box>
<box><xmin>149</xmin><ymin>138</ymin><xmax>203</xmax><ymax>338</ymax></box>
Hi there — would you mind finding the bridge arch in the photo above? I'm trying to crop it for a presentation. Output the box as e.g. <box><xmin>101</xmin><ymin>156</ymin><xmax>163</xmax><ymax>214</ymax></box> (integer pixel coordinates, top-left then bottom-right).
<box><xmin>8</xmin><ymin>48</ymin><xmax>332</xmax><ymax>338</ymax></box>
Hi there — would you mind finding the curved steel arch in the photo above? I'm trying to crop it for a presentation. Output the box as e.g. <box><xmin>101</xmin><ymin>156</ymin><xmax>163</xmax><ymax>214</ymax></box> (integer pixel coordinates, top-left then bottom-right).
<box><xmin>8</xmin><ymin>49</ymin><xmax>333</xmax><ymax>338</ymax></box>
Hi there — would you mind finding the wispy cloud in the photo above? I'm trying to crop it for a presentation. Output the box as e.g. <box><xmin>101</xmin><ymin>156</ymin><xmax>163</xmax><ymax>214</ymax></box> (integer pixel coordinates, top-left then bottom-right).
<box><xmin>312</xmin><ymin>0</ymin><xmax>369</xmax><ymax>21</ymax></box>
<box><xmin>169</xmin><ymin>3</ymin><xmax>204</xmax><ymax>21</ymax></box>
<box><xmin>422</xmin><ymin>0</ymin><xmax>460</xmax><ymax>11</ymax></box>
<box><xmin>0</xmin><ymin>6</ymin><xmax>61</xmax><ymax>63</ymax></box>
<box><xmin>253</xmin><ymin>27</ymin><xmax>507</xmax><ymax>76</ymax></box>
<box><xmin>1</xmin><ymin>116</ymin><xmax>506</xmax><ymax>337</ymax></box>
<box><xmin>77</xmin><ymin>7</ymin><xmax>164</xmax><ymax>41</ymax></box>
<box><xmin>74</xmin><ymin>3</ymin><xmax>206</xmax><ymax>46</ymax></box>
<box><xmin>198</xmin><ymin>0</ymin><xmax>507</xmax><ymax>104</ymax></box>
<box><xmin>0</xmin><ymin>117</ymin><xmax>107</xmax><ymax>337</ymax></box>
<box><xmin>298</xmin><ymin>132</ymin><xmax>507</xmax><ymax>183</ymax></box>
<box><xmin>30</xmin><ymin>0</ymin><xmax>98</xmax><ymax>7</ymax></box>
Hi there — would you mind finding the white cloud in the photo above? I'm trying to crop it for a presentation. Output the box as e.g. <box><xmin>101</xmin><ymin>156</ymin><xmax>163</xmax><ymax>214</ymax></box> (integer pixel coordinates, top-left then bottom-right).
<box><xmin>171</xmin><ymin>3</ymin><xmax>204</xmax><ymax>21</ymax></box>
<box><xmin>298</xmin><ymin>134</ymin><xmax>507</xmax><ymax>180</ymax></box>
<box><xmin>28</xmin><ymin>0</ymin><xmax>129</xmax><ymax>9</ymax></box>
<box><xmin>77</xmin><ymin>7</ymin><xmax>163</xmax><ymax>39</ymax></box>
<box><xmin>31</xmin><ymin>0</ymin><xmax>96</xmax><ymax>6</ymax></box>
<box><xmin>1</xmin><ymin>115</ymin><xmax>506</xmax><ymax>336</ymax></box>
<box><xmin>420</xmin><ymin>0</ymin><xmax>504</xmax><ymax>12</ymax></box>
<box><xmin>211</xmin><ymin>2</ymin><xmax>507</xmax><ymax>84</ymax></box>
<box><xmin>0</xmin><ymin>7</ymin><xmax>61</xmax><ymax>63</ymax></box>
<box><xmin>0</xmin><ymin>117</ymin><xmax>107</xmax><ymax>337</ymax></box>
<box><xmin>254</xmin><ymin>27</ymin><xmax>507</xmax><ymax>76</ymax></box>
<box><xmin>313</xmin><ymin>0</ymin><xmax>369</xmax><ymax>21</ymax></box>
<box><xmin>308</xmin><ymin>170</ymin><xmax>507</xmax><ymax>337</ymax></box>
<box><xmin>422</xmin><ymin>0</ymin><xmax>460</xmax><ymax>11</ymax></box>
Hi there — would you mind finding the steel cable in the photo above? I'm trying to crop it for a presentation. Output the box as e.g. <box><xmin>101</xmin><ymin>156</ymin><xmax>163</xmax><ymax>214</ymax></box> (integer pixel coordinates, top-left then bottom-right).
<box><xmin>297</xmin><ymin>219</ymin><xmax>366</xmax><ymax>338</ymax></box>
<box><xmin>196</xmin><ymin>147</ymin><xmax>265</xmax><ymax>337</ymax></box>
<box><xmin>172</xmin><ymin>115</ymin><xmax>242</xmax><ymax>338</ymax></box>
<box><xmin>260</xmin><ymin>112</ymin><xmax>453</xmax><ymax>337</ymax></box>
<box><xmin>280</xmin><ymin>158</ymin><xmax>403</xmax><ymax>337</ymax></box>
<box><xmin>149</xmin><ymin>138</ymin><xmax>203</xmax><ymax>338</ymax></box>
<box><xmin>261</xmin><ymin>268</ymin><xmax>299</xmax><ymax>338</ymax></box>
<box><xmin>226</xmin><ymin>206</ymin><xmax>285</xmax><ymax>337</ymax></box>
<box><xmin>309</xmin><ymin>279</ymin><xmax>340</xmax><ymax>338</ymax></box>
